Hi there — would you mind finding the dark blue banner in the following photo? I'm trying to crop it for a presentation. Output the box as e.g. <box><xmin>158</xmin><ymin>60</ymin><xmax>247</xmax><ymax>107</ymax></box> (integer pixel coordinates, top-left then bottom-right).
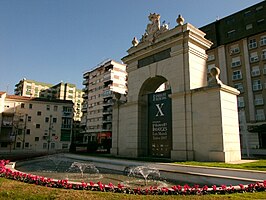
<box><xmin>148</xmin><ymin>89</ymin><xmax>172</xmax><ymax>157</ymax></box>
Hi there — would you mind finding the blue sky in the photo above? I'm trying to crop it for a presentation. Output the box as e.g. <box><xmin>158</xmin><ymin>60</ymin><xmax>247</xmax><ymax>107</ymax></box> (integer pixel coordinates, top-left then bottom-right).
<box><xmin>0</xmin><ymin>0</ymin><xmax>263</xmax><ymax>93</ymax></box>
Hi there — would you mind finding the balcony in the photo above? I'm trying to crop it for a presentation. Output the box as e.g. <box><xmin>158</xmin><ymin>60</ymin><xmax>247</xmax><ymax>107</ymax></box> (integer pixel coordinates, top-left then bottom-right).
<box><xmin>82</xmin><ymin>106</ymin><xmax>88</xmax><ymax>112</ymax></box>
<box><xmin>103</xmin><ymin>100</ymin><xmax>113</xmax><ymax>107</ymax></box>
<box><xmin>83</xmin><ymin>72</ymin><xmax>90</xmax><ymax>79</ymax></box>
<box><xmin>82</xmin><ymin>79</ymin><xmax>89</xmax><ymax>85</ymax></box>
<box><xmin>82</xmin><ymin>87</ymin><xmax>88</xmax><ymax>92</ymax></box>
<box><xmin>103</xmin><ymin>110</ymin><xmax>112</xmax><ymax>115</ymax></box>
<box><xmin>103</xmin><ymin>118</ymin><xmax>112</xmax><ymax>123</ymax></box>
<box><xmin>82</xmin><ymin>93</ymin><xmax>88</xmax><ymax>98</ymax></box>
<box><xmin>102</xmin><ymin>90</ymin><xmax>113</xmax><ymax>98</ymax></box>
<box><xmin>103</xmin><ymin>74</ymin><xmax>111</xmax><ymax>82</ymax></box>
<box><xmin>2</xmin><ymin>121</ymin><xmax>13</xmax><ymax>127</ymax></box>
<box><xmin>61</xmin><ymin>124</ymin><xmax>71</xmax><ymax>129</ymax></box>
<box><xmin>80</xmin><ymin>119</ymin><xmax>87</xmax><ymax>127</ymax></box>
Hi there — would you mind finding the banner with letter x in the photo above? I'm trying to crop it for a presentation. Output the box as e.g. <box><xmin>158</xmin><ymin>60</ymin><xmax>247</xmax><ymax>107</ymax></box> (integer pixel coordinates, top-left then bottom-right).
<box><xmin>148</xmin><ymin>89</ymin><xmax>172</xmax><ymax>157</ymax></box>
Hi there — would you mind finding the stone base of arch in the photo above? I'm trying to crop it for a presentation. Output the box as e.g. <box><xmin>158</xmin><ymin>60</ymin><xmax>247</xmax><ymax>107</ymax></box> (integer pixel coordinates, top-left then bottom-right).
<box><xmin>111</xmin><ymin>84</ymin><xmax>242</xmax><ymax>162</ymax></box>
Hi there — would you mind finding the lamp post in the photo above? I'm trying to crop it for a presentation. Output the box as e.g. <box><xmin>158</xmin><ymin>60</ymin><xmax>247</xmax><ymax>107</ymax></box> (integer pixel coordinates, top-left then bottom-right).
<box><xmin>47</xmin><ymin>115</ymin><xmax>52</xmax><ymax>152</ymax></box>
<box><xmin>114</xmin><ymin>92</ymin><xmax>121</xmax><ymax>156</ymax></box>
<box><xmin>22</xmin><ymin>114</ymin><xmax>28</xmax><ymax>149</ymax></box>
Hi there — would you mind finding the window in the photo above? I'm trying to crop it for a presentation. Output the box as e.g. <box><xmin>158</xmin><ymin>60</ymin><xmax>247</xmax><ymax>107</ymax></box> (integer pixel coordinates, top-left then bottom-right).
<box><xmin>253</xmin><ymin>80</ymin><xmax>262</xmax><ymax>91</ymax></box>
<box><xmin>29</xmin><ymin>104</ymin><xmax>33</xmax><ymax>109</ymax></box>
<box><xmin>21</xmin><ymin>103</ymin><xmax>25</xmax><ymax>108</ymax></box>
<box><xmin>54</xmin><ymin>106</ymin><xmax>58</xmax><ymax>111</ymax></box>
<box><xmin>254</xmin><ymin>94</ymin><xmax>264</xmax><ymax>106</ymax></box>
<box><xmin>226</xmin><ymin>17</ymin><xmax>235</xmax><ymax>25</ymax></box>
<box><xmin>35</xmin><ymin>137</ymin><xmax>39</xmax><ymax>141</ymax></box>
<box><xmin>27</xmin><ymin>116</ymin><xmax>32</xmax><ymax>122</ymax></box>
<box><xmin>251</xmin><ymin>66</ymin><xmax>260</xmax><ymax>77</ymax></box>
<box><xmin>51</xmin><ymin>143</ymin><xmax>55</xmax><ymax>149</ymax></box>
<box><xmin>234</xmin><ymin>83</ymin><xmax>244</xmax><ymax>93</ymax></box>
<box><xmin>43</xmin><ymin>143</ymin><xmax>47</xmax><ymax>149</ymax></box>
<box><xmin>1</xmin><ymin>142</ymin><xmax>8</xmax><ymax>148</ymax></box>
<box><xmin>62</xmin><ymin>118</ymin><xmax>72</xmax><ymax>129</ymax></box>
<box><xmin>244</xmin><ymin>10</ymin><xmax>252</xmax><ymax>17</ymax></box>
<box><xmin>207</xmin><ymin>54</ymin><xmax>215</xmax><ymax>61</ymax></box>
<box><xmin>17</xmin><ymin>129</ymin><xmax>23</xmax><ymax>135</ymax></box>
<box><xmin>237</xmin><ymin>97</ymin><xmax>245</xmax><ymax>108</ymax></box>
<box><xmin>249</xmin><ymin>39</ymin><xmax>257</xmax><ymax>49</ymax></box>
<box><xmin>250</xmin><ymin>52</ymin><xmax>259</xmax><ymax>63</ymax></box>
<box><xmin>230</xmin><ymin>45</ymin><xmax>240</xmax><ymax>55</ymax></box>
<box><xmin>46</xmin><ymin>105</ymin><xmax>50</xmax><ymax>111</ymax></box>
<box><xmin>264</xmin><ymin>64</ymin><xmax>266</xmax><ymax>74</ymax></box>
<box><xmin>16</xmin><ymin>142</ymin><xmax>21</xmax><ymax>148</ymax></box>
<box><xmin>256</xmin><ymin>6</ymin><xmax>263</xmax><ymax>11</ymax></box>
<box><xmin>36</xmin><ymin>124</ymin><xmax>41</xmax><ymax>128</ymax></box>
<box><xmin>257</xmin><ymin>19</ymin><xmax>265</xmax><ymax>26</ymax></box>
<box><xmin>260</xmin><ymin>36</ymin><xmax>266</xmax><ymax>46</ymax></box>
<box><xmin>231</xmin><ymin>56</ymin><xmax>241</xmax><ymax>67</ymax></box>
<box><xmin>53</xmin><ymin>117</ymin><xmax>57</xmax><ymax>123</ymax></box>
<box><xmin>256</xmin><ymin>109</ymin><xmax>265</xmax><ymax>121</ymax></box>
<box><xmin>246</xmin><ymin>24</ymin><xmax>253</xmax><ymax>30</ymax></box>
<box><xmin>26</xmin><ymin>129</ymin><xmax>30</xmax><ymax>135</ymax></box>
<box><xmin>45</xmin><ymin>117</ymin><xmax>49</xmax><ymax>123</ymax></box>
<box><xmin>37</xmin><ymin>111</ymin><xmax>42</xmax><ymax>116</ymax></box>
<box><xmin>25</xmin><ymin>142</ymin><xmax>29</xmax><ymax>148</ymax></box>
<box><xmin>227</xmin><ymin>30</ymin><xmax>236</xmax><ymax>38</ymax></box>
<box><xmin>63</xmin><ymin>107</ymin><xmax>72</xmax><ymax>113</ymax></box>
<box><xmin>262</xmin><ymin>50</ymin><xmax>266</xmax><ymax>60</ymax></box>
<box><xmin>232</xmin><ymin>70</ymin><xmax>242</xmax><ymax>80</ymax></box>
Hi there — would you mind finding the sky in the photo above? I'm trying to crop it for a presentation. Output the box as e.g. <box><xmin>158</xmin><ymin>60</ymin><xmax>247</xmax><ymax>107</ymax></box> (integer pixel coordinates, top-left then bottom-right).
<box><xmin>0</xmin><ymin>0</ymin><xmax>264</xmax><ymax>93</ymax></box>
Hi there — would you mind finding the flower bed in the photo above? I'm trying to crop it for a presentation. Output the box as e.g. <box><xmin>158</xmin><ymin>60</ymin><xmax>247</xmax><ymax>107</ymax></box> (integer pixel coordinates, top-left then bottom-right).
<box><xmin>0</xmin><ymin>160</ymin><xmax>265</xmax><ymax>195</ymax></box>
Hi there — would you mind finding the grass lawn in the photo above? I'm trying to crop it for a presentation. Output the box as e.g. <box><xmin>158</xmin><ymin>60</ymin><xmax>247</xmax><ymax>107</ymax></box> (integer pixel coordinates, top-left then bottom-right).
<box><xmin>0</xmin><ymin>178</ymin><xmax>266</xmax><ymax>200</ymax></box>
<box><xmin>173</xmin><ymin>160</ymin><xmax>266</xmax><ymax>171</ymax></box>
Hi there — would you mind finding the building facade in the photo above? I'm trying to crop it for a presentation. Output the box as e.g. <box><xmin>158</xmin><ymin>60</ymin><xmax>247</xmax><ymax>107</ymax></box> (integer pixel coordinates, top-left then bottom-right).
<box><xmin>14</xmin><ymin>79</ymin><xmax>83</xmax><ymax>121</ymax></box>
<box><xmin>81</xmin><ymin>59</ymin><xmax>127</xmax><ymax>148</ymax></box>
<box><xmin>0</xmin><ymin>92</ymin><xmax>74</xmax><ymax>152</ymax></box>
<box><xmin>200</xmin><ymin>1</ymin><xmax>266</xmax><ymax>155</ymax></box>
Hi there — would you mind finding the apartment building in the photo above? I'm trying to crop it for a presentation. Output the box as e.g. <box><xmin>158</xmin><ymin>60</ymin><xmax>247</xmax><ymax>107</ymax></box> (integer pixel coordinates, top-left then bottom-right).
<box><xmin>0</xmin><ymin>92</ymin><xmax>73</xmax><ymax>152</ymax></box>
<box><xmin>81</xmin><ymin>59</ymin><xmax>127</xmax><ymax>148</ymax></box>
<box><xmin>200</xmin><ymin>1</ymin><xmax>266</xmax><ymax>155</ymax></box>
<box><xmin>14</xmin><ymin>79</ymin><xmax>83</xmax><ymax>121</ymax></box>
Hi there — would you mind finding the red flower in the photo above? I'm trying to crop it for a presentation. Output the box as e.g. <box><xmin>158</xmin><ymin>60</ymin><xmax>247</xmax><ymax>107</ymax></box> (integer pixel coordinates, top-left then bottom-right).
<box><xmin>212</xmin><ymin>185</ymin><xmax>217</xmax><ymax>191</ymax></box>
<box><xmin>117</xmin><ymin>183</ymin><xmax>124</xmax><ymax>189</ymax></box>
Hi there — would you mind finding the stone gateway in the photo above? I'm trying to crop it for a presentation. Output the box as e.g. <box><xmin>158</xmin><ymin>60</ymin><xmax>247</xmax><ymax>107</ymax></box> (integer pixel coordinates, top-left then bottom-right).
<box><xmin>111</xmin><ymin>14</ymin><xmax>241</xmax><ymax>162</ymax></box>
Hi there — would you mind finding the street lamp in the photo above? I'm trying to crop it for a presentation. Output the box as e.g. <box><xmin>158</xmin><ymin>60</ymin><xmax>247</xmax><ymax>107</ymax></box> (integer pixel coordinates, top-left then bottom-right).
<box><xmin>114</xmin><ymin>92</ymin><xmax>121</xmax><ymax>156</ymax></box>
<box><xmin>22</xmin><ymin>114</ymin><xmax>28</xmax><ymax>149</ymax></box>
<box><xmin>47</xmin><ymin>115</ymin><xmax>53</xmax><ymax>152</ymax></box>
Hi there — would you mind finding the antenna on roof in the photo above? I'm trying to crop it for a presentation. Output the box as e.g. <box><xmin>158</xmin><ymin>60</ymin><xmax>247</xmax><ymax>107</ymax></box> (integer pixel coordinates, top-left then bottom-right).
<box><xmin>5</xmin><ymin>84</ymin><xmax>9</xmax><ymax>94</ymax></box>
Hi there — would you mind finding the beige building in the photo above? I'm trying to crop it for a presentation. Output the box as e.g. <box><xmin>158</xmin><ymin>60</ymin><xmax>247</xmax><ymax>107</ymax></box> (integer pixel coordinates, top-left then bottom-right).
<box><xmin>200</xmin><ymin>1</ymin><xmax>266</xmax><ymax>155</ymax></box>
<box><xmin>0</xmin><ymin>92</ymin><xmax>74</xmax><ymax>152</ymax></box>
<box><xmin>14</xmin><ymin>79</ymin><xmax>83</xmax><ymax>121</ymax></box>
<box><xmin>81</xmin><ymin>59</ymin><xmax>127</xmax><ymax>147</ymax></box>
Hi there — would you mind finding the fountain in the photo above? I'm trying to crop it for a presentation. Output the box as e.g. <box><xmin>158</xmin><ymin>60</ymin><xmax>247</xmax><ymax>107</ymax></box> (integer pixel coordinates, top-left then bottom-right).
<box><xmin>14</xmin><ymin>155</ymin><xmax>179</xmax><ymax>188</ymax></box>
<box><xmin>68</xmin><ymin>162</ymin><xmax>99</xmax><ymax>178</ymax></box>
<box><xmin>47</xmin><ymin>154</ymin><xmax>63</xmax><ymax>171</ymax></box>
<box><xmin>120</xmin><ymin>165</ymin><xmax>170</xmax><ymax>188</ymax></box>
<box><xmin>126</xmin><ymin>165</ymin><xmax>160</xmax><ymax>185</ymax></box>
<box><xmin>66</xmin><ymin>161</ymin><xmax>102</xmax><ymax>182</ymax></box>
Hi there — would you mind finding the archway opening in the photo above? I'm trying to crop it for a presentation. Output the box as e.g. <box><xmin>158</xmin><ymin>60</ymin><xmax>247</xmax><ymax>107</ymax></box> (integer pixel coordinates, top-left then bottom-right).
<box><xmin>138</xmin><ymin>76</ymin><xmax>172</xmax><ymax>158</ymax></box>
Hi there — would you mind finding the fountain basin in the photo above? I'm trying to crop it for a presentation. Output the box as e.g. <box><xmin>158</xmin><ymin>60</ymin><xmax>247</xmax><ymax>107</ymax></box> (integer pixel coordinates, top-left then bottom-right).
<box><xmin>14</xmin><ymin>153</ymin><xmax>266</xmax><ymax>187</ymax></box>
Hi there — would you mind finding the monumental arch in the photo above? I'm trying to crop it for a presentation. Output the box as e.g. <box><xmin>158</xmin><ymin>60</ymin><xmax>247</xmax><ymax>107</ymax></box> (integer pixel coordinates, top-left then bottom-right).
<box><xmin>111</xmin><ymin>14</ymin><xmax>242</xmax><ymax>162</ymax></box>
